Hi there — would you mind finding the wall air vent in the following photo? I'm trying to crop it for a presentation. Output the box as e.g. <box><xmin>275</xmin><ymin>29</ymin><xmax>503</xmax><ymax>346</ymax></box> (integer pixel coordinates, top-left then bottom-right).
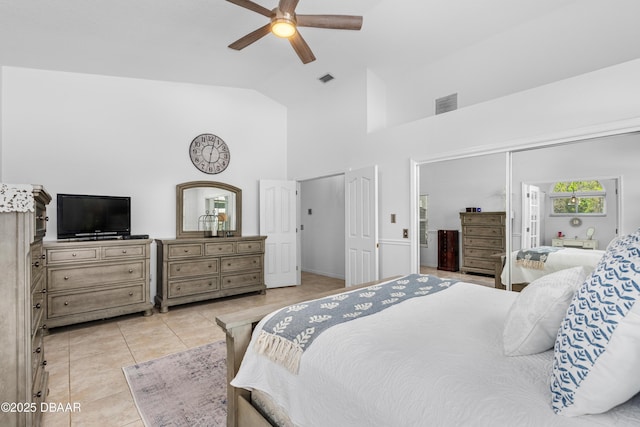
<box><xmin>318</xmin><ymin>73</ymin><xmax>335</xmax><ymax>83</ymax></box>
<box><xmin>435</xmin><ymin>93</ymin><xmax>458</xmax><ymax>115</ymax></box>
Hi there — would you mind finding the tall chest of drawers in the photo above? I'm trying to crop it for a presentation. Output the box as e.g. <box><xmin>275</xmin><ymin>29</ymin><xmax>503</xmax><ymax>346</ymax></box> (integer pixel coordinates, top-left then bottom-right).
<box><xmin>459</xmin><ymin>211</ymin><xmax>506</xmax><ymax>276</ymax></box>
<box><xmin>43</xmin><ymin>239</ymin><xmax>154</xmax><ymax>328</ymax></box>
<box><xmin>0</xmin><ymin>184</ymin><xmax>51</xmax><ymax>427</ymax></box>
<box><xmin>156</xmin><ymin>236</ymin><xmax>266</xmax><ymax>312</ymax></box>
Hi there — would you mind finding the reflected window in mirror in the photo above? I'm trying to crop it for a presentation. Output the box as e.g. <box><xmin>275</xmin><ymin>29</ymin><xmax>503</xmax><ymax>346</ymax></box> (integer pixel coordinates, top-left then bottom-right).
<box><xmin>550</xmin><ymin>180</ymin><xmax>606</xmax><ymax>216</ymax></box>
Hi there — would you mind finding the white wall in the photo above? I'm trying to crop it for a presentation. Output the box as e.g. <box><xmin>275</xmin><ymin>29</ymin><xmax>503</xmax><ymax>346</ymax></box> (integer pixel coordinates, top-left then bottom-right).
<box><xmin>1</xmin><ymin>66</ymin><xmax>287</xmax><ymax>300</ymax></box>
<box><xmin>287</xmin><ymin>59</ymin><xmax>640</xmax><ymax>280</ymax></box>
<box><xmin>300</xmin><ymin>175</ymin><xmax>345</xmax><ymax>279</ymax></box>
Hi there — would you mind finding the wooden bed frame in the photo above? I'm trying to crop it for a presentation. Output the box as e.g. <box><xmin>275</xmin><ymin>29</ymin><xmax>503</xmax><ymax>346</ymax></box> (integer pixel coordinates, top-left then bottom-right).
<box><xmin>215</xmin><ymin>278</ymin><xmax>396</xmax><ymax>427</ymax></box>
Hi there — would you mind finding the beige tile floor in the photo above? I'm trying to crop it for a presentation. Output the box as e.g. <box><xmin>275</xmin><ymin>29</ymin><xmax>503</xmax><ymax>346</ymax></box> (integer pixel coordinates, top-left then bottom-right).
<box><xmin>41</xmin><ymin>268</ymin><xmax>492</xmax><ymax>426</ymax></box>
<box><xmin>42</xmin><ymin>272</ymin><xmax>345</xmax><ymax>427</ymax></box>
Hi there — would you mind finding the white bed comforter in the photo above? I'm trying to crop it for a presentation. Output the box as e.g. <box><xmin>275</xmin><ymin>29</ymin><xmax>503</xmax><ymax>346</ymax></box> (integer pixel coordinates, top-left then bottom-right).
<box><xmin>232</xmin><ymin>281</ymin><xmax>640</xmax><ymax>427</ymax></box>
<box><xmin>503</xmin><ymin>247</ymin><xmax>605</xmax><ymax>284</ymax></box>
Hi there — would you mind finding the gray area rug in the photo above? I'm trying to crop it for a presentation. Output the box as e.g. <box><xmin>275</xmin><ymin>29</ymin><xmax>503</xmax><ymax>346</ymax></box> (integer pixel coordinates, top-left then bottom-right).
<box><xmin>123</xmin><ymin>340</ymin><xmax>227</xmax><ymax>427</ymax></box>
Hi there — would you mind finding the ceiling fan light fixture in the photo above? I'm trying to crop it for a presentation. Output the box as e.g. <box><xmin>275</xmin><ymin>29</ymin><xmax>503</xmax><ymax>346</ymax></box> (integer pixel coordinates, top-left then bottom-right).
<box><xmin>271</xmin><ymin>18</ymin><xmax>296</xmax><ymax>38</ymax></box>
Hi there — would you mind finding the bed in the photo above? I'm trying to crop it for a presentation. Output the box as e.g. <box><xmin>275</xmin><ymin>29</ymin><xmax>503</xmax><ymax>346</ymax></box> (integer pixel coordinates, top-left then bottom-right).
<box><xmin>217</xmin><ymin>228</ymin><xmax>640</xmax><ymax>427</ymax></box>
<box><xmin>496</xmin><ymin>246</ymin><xmax>605</xmax><ymax>289</ymax></box>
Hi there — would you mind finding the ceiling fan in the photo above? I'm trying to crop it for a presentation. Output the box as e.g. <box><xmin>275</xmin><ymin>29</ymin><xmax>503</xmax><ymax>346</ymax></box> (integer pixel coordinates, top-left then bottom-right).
<box><xmin>226</xmin><ymin>0</ymin><xmax>363</xmax><ymax>64</ymax></box>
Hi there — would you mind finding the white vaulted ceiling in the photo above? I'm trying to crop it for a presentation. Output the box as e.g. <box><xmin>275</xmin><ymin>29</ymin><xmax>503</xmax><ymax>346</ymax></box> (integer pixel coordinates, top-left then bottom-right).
<box><xmin>1</xmin><ymin>0</ymin><xmax>640</xmax><ymax>111</ymax></box>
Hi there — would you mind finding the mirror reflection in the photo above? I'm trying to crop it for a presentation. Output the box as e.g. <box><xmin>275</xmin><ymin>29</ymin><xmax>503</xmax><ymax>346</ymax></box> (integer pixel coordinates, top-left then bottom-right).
<box><xmin>418</xmin><ymin>153</ymin><xmax>506</xmax><ymax>288</ymax></box>
<box><xmin>176</xmin><ymin>181</ymin><xmax>242</xmax><ymax>238</ymax></box>
<box><xmin>508</xmin><ymin>132</ymin><xmax>640</xmax><ymax>290</ymax></box>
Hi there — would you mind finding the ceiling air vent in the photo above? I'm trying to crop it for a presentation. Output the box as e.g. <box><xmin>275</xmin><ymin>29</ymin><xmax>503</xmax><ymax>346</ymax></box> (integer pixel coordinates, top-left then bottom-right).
<box><xmin>435</xmin><ymin>93</ymin><xmax>458</xmax><ymax>115</ymax></box>
<box><xmin>318</xmin><ymin>73</ymin><xmax>335</xmax><ymax>83</ymax></box>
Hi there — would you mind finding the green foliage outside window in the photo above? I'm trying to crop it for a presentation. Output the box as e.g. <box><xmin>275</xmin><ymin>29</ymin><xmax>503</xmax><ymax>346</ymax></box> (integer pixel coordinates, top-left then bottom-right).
<box><xmin>551</xmin><ymin>180</ymin><xmax>605</xmax><ymax>215</ymax></box>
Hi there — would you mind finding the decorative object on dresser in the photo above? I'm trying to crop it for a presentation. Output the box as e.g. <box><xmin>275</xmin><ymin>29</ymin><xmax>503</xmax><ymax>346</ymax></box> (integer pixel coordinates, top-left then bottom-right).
<box><xmin>155</xmin><ymin>236</ymin><xmax>267</xmax><ymax>312</ymax></box>
<box><xmin>437</xmin><ymin>229</ymin><xmax>459</xmax><ymax>272</ymax></box>
<box><xmin>176</xmin><ymin>181</ymin><xmax>241</xmax><ymax>239</ymax></box>
<box><xmin>0</xmin><ymin>184</ymin><xmax>51</xmax><ymax>427</ymax></box>
<box><xmin>189</xmin><ymin>133</ymin><xmax>231</xmax><ymax>175</ymax></box>
<box><xmin>459</xmin><ymin>211</ymin><xmax>506</xmax><ymax>276</ymax></box>
<box><xmin>43</xmin><ymin>239</ymin><xmax>153</xmax><ymax>328</ymax></box>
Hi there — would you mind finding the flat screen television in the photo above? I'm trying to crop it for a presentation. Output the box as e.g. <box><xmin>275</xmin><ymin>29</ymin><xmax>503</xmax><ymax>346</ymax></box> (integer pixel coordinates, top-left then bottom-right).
<box><xmin>57</xmin><ymin>193</ymin><xmax>131</xmax><ymax>240</ymax></box>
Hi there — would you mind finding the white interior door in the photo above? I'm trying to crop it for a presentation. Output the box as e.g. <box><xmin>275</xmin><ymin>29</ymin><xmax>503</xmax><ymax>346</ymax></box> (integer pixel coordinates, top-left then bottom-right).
<box><xmin>345</xmin><ymin>165</ymin><xmax>379</xmax><ymax>286</ymax></box>
<box><xmin>522</xmin><ymin>183</ymin><xmax>541</xmax><ymax>249</ymax></box>
<box><xmin>260</xmin><ymin>180</ymin><xmax>298</xmax><ymax>288</ymax></box>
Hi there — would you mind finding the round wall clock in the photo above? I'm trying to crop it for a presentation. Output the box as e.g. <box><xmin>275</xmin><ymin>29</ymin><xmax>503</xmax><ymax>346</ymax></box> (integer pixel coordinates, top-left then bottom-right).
<box><xmin>189</xmin><ymin>133</ymin><xmax>230</xmax><ymax>174</ymax></box>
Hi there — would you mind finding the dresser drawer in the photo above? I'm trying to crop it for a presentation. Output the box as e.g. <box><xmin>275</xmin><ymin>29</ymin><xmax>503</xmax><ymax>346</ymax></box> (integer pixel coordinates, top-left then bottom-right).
<box><xmin>168</xmin><ymin>259</ymin><xmax>219</xmax><ymax>279</ymax></box>
<box><xmin>46</xmin><ymin>247</ymin><xmax>100</xmax><ymax>264</ymax></box>
<box><xmin>221</xmin><ymin>271</ymin><xmax>262</xmax><ymax>289</ymax></box>
<box><xmin>169</xmin><ymin>277</ymin><xmax>220</xmax><ymax>298</ymax></box>
<box><xmin>168</xmin><ymin>243</ymin><xmax>203</xmax><ymax>258</ymax></box>
<box><xmin>464</xmin><ymin>247</ymin><xmax>503</xmax><ymax>259</ymax></box>
<box><xmin>48</xmin><ymin>261</ymin><xmax>146</xmax><ymax>291</ymax></box>
<box><xmin>460</xmin><ymin>213</ymin><xmax>505</xmax><ymax>226</ymax></box>
<box><xmin>463</xmin><ymin>226</ymin><xmax>504</xmax><ymax>238</ymax></box>
<box><xmin>463</xmin><ymin>236</ymin><xmax>504</xmax><ymax>249</ymax></box>
<box><xmin>47</xmin><ymin>283</ymin><xmax>145</xmax><ymax>317</ymax></box>
<box><xmin>31</xmin><ymin>241</ymin><xmax>45</xmax><ymax>284</ymax></box>
<box><xmin>237</xmin><ymin>240</ymin><xmax>263</xmax><ymax>254</ymax></box>
<box><xmin>462</xmin><ymin>257</ymin><xmax>496</xmax><ymax>271</ymax></box>
<box><xmin>103</xmin><ymin>244</ymin><xmax>146</xmax><ymax>259</ymax></box>
<box><xmin>221</xmin><ymin>255</ymin><xmax>262</xmax><ymax>273</ymax></box>
<box><xmin>205</xmin><ymin>242</ymin><xmax>235</xmax><ymax>256</ymax></box>
<box><xmin>31</xmin><ymin>275</ymin><xmax>45</xmax><ymax>336</ymax></box>
<box><xmin>31</xmin><ymin>327</ymin><xmax>45</xmax><ymax>383</ymax></box>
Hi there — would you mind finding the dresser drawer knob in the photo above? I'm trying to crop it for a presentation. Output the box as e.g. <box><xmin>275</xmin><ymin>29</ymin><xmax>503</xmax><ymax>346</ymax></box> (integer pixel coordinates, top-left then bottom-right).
<box><xmin>208</xmin><ymin>282</ymin><xmax>213</xmax><ymax>286</ymax></box>
<box><xmin>128</xmin><ymin>269</ymin><xmax>133</xmax><ymax>273</ymax></box>
<box><xmin>176</xmin><ymin>267</ymin><xmax>181</xmax><ymax>271</ymax></box>
<box><xmin>208</xmin><ymin>264</ymin><xmax>212</xmax><ymax>268</ymax></box>
<box><xmin>248</xmin><ymin>245</ymin><xmax>252</xmax><ymax>249</ymax></box>
<box><xmin>64</xmin><ymin>301</ymin><xmax>69</xmax><ymax>306</ymax></box>
<box><xmin>34</xmin><ymin>303</ymin><xmax>41</xmax><ymax>309</ymax></box>
<box><xmin>64</xmin><ymin>276</ymin><xmax>69</xmax><ymax>280</ymax></box>
<box><xmin>227</xmin><ymin>263</ymin><xmax>232</xmax><ymax>266</ymax></box>
<box><xmin>42</xmin><ymin>324</ymin><xmax>47</xmax><ymax>330</ymax></box>
<box><xmin>176</xmin><ymin>286</ymin><xmax>182</xmax><ymax>291</ymax></box>
<box><xmin>34</xmin><ymin>347</ymin><xmax>42</xmax><ymax>354</ymax></box>
<box><xmin>34</xmin><ymin>391</ymin><xmax>42</xmax><ymax>398</ymax></box>
<box><xmin>72</xmin><ymin>252</ymin><xmax>77</xmax><ymax>257</ymax></box>
<box><xmin>41</xmin><ymin>254</ymin><xmax>46</xmax><ymax>259</ymax></box>
<box><xmin>33</xmin><ymin>261</ymin><xmax>40</xmax><ymax>268</ymax></box>
<box><xmin>122</xmin><ymin>250</ymin><xmax>127</xmax><ymax>254</ymax></box>
<box><xmin>41</xmin><ymin>289</ymin><xmax>47</xmax><ymax>294</ymax></box>
<box><xmin>184</xmin><ymin>249</ymin><xmax>189</xmax><ymax>253</ymax></box>
<box><xmin>42</xmin><ymin>360</ymin><xmax>47</xmax><ymax>366</ymax></box>
<box><xmin>129</xmin><ymin>292</ymin><xmax>134</xmax><ymax>296</ymax></box>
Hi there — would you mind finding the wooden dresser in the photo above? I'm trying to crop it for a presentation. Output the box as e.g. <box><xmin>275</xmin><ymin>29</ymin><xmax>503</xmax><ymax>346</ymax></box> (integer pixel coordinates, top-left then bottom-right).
<box><xmin>437</xmin><ymin>229</ymin><xmax>459</xmax><ymax>272</ymax></box>
<box><xmin>43</xmin><ymin>239</ymin><xmax>153</xmax><ymax>328</ymax></box>
<box><xmin>459</xmin><ymin>211</ymin><xmax>506</xmax><ymax>276</ymax></box>
<box><xmin>0</xmin><ymin>184</ymin><xmax>51</xmax><ymax>427</ymax></box>
<box><xmin>155</xmin><ymin>236</ymin><xmax>266</xmax><ymax>312</ymax></box>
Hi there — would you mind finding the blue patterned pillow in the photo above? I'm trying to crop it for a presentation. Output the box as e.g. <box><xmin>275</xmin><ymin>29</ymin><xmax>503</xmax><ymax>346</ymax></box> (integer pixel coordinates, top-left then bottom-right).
<box><xmin>551</xmin><ymin>229</ymin><xmax>640</xmax><ymax>416</ymax></box>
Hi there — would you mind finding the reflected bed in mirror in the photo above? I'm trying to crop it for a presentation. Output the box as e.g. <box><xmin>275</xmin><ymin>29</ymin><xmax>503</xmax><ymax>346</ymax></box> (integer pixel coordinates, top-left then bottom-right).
<box><xmin>176</xmin><ymin>181</ymin><xmax>242</xmax><ymax>238</ymax></box>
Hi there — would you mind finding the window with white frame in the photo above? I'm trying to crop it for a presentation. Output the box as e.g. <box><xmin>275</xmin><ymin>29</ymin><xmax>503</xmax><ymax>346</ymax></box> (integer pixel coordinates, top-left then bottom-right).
<box><xmin>550</xmin><ymin>180</ymin><xmax>606</xmax><ymax>216</ymax></box>
<box><xmin>419</xmin><ymin>195</ymin><xmax>428</xmax><ymax>247</ymax></box>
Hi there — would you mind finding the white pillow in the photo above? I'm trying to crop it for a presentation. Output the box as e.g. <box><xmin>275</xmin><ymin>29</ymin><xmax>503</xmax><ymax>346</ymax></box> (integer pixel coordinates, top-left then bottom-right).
<box><xmin>551</xmin><ymin>228</ymin><xmax>640</xmax><ymax>416</ymax></box>
<box><xmin>503</xmin><ymin>266</ymin><xmax>589</xmax><ymax>356</ymax></box>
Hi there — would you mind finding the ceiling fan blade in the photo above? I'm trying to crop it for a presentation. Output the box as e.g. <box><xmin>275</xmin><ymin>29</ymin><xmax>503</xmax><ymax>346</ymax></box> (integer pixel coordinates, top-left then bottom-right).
<box><xmin>297</xmin><ymin>15</ymin><xmax>363</xmax><ymax>30</ymax></box>
<box><xmin>228</xmin><ymin>24</ymin><xmax>272</xmax><ymax>50</ymax></box>
<box><xmin>278</xmin><ymin>0</ymin><xmax>300</xmax><ymax>15</ymax></box>
<box><xmin>226</xmin><ymin>0</ymin><xmax>272</xmax><ymax>18</ymax></box>
<box><xmin>289</xmin><ymin>32</ymin><xmax>316</xmax><ymax>64</ymax></box>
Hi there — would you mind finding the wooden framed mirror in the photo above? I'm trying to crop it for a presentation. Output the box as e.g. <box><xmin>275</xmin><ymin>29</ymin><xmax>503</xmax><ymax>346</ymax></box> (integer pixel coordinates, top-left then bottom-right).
<box><xmin>176</xmin><ymin>181</ymin><xmax>242</xmax><ymax>238</ymax></box>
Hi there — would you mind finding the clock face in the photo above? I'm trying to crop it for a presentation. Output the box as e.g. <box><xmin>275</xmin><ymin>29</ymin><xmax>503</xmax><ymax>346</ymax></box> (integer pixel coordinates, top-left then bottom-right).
<box><xmin>189</xmin><ymin>133</ymin><xmax>230</xmax><ymax>174</ymax></box>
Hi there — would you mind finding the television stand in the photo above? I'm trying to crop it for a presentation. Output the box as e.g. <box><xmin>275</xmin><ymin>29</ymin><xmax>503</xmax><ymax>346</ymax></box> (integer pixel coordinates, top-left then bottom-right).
<box><xmin>43</xmin><ymin>239</ymin><xmax>154</xmax><ymax>328</ymax></box>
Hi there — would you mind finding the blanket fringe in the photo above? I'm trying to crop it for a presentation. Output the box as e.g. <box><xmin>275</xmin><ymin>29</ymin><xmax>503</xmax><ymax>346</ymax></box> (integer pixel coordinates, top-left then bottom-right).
<box><xmin>515</xmin><ymin>259</ymin><xmax>545</xmax><ymax>270</ymax></box>
<box><xmin>254</xmin><ymin>330</ymin><xmax>303</xmax><ymax>374</ymax></box>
